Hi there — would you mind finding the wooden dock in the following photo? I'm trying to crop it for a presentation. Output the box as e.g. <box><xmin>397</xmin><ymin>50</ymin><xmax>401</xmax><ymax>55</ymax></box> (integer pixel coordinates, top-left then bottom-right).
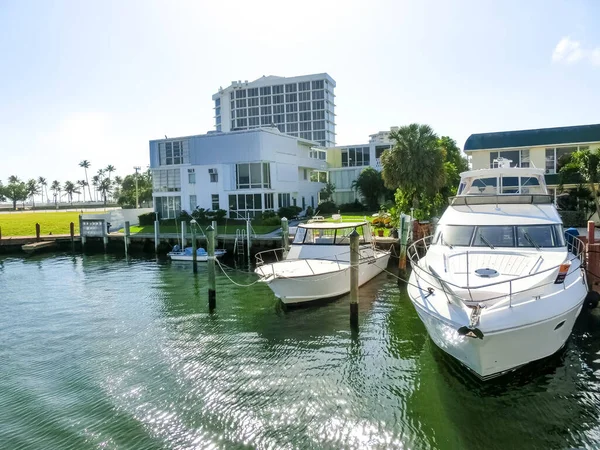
<box><xmin>22</xmin><ymin>241</ymin><xmax>57</xmax><ymax>254</ymax></box>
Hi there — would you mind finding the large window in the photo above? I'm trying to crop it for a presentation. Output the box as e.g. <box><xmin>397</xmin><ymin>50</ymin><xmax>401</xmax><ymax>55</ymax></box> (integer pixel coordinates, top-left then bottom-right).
<box><xmin>434</xmin><ymin>224</ymin><xmax>565</xmax><ymax>248</ymax></box>
<box><xmin>236</xmin><ymin>162</ymin><xmax>271</xmax><ymax>189</ymax></box>
<box><xmin>188</xmin><ymin>168</ymin><xmax>195</xmax><ymax>184</ymax></box>
<box><xmin>278</xmin><ymin>193</ymin><xmax>291</xmax><ymax>208</ymax></box>
<box><xmin>189</xmin><ymin>195</ymin><xmax>197</xmax><ymax>210</ymax></box>
<box><xmin>309</xmin><ymin>149</ymin><xmax>326</xmax><ymax>160</ymax></box>
<box><xmin>159</xmin><ymin>140</ymin><xmax>188</xmax><ymax>166</ymax></box>
<box><xmin>153</xmin><ymin>169</ymin><xmax>181</xmax><ymax>192</ymax></box>
<box><xmin>228</xmin><ymin>193</ymin><xmax>263</xmax><ymax>218</ymax></box>
<box><xmin>310</xmin><ymin>170</ymin><xmax>328</xmax><ymax>183</ymax></box>
<box><xmin>545</xmin><ymin>146</ymin><xmax>588</xmax><ymax>174</ymax></box>
<box><xmin>489</xmin><ymin>150</ymin><xmax>520</xmax><ymax>168</ymax></box>
<box><xmin>155</xmin><ymin>196</ymin><xmax>181</xmax><ymax>219</ymax></box>
<box><xmin>341</xmin><ymin>147</ymin><xmax>370</xmax><ymax>167</ymax></box>
<box><xmin>209</xmin><ymin>168</ymin><xmax>218</xmax><ymax>183</ymax></box>
<box><xmin>211</xmin><ymin>194</ymin><xmax>219</xmax><ymax>210</ymax></box>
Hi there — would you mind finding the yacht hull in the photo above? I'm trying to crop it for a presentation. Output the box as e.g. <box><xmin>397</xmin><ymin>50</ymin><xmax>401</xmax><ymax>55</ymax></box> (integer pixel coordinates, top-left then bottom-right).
<box><xmin>263</xmin><ymin>253</ymin><xmax>390</xmax><ymax>304</ymax></box>
<box><xmin>414</xmin><ymin>300</ymin><xmax>583</xmax><ymax>379</ymax></box>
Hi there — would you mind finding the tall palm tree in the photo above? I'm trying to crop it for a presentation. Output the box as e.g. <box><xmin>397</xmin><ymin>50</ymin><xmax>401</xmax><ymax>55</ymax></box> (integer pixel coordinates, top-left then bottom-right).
<box><xmin>105</xmin><ymin>165</ymin><xmax>116</xmax><ymax>181</ymax></box>
<box><xmin>98</xmin><ymin>178</ymin><xmax>112</xmax><ymax>206</ymax></box>
<box><xmin>63</xmin><ymin>181</ymin><xmax>80</xmax><ymax>205</ymax></box>
<box><xmin>37</xmin><ymin>176</ymin><xmax>47</xmax><ymax>204</ymax></box>
<box><xmin>77</xmin><ymin>180</ymin><xmax>87</xmax><ymax>202</ymax></box>
<box><xmin>381</xmin><ymin>123</ymin><xmax>446</xmax><ymax>209</ymax></box>
<box><xmin>50</xmin><ymin>180</ymin><xmax>61</xmax><ymax>206</ymax></box>
<box><xmin>91</xmin><ymin>175</ymin><xmax>100</xmax><ymax>202</ymax></box>
<box><xmin>8</xmin><ymin>175</ymin><xmax>19</xmax><ymax>184</ymax></box>
<box><xmin>79</xmin><ymin>160</ymin><xmax>93</xmax><ymax>201</ymax></box>
<box><xmin>26</xmin><ymin>179</ymin><xmax>39</xmax><ymax>209</ymax></box>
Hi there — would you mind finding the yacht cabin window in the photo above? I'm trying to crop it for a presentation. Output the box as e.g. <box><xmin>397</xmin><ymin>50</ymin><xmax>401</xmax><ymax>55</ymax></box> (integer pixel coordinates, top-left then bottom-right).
<box><xmin>435</xmin><ymin>224</ymin><xmax>566</xmax><ymax>248</ymax></box>
<box><xmin>461</xmin><ymin>175</ymin><xmax>546</xmax><ymax>196</ymax></box>
<box><xmin>292</xmin><ymin>226</ymin><xmax>367</xmax><ymax>245</ymax></box>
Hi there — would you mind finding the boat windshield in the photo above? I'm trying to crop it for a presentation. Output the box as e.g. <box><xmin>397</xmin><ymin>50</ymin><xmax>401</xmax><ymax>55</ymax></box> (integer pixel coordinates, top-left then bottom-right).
<box><xmin>434</xmin><ymin>224</ymin><xmax>566</xmax><ymax>248</ymax></box>
<box><xmin>461</xmin><ymin>175</ymin><xmax>546</xmax><ymax>195</ymax></box>
<box><xmin>293</xmin><ymin>226</ymin><xmax>366</xmax><ymax>245</ymax></box>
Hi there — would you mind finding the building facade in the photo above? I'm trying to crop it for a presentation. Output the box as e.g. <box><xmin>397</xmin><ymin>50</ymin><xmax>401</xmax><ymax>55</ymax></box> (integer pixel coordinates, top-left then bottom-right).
<box><xmin>326</xmin><ymin>127</ymin><xmax>397</xmax><ymax>205</ymax></box>
<box><xmin>149</xmin><ymin>128</ymin><xmax>328</xmax><ymax>219</ymax></box>
<box><xmin>212</xmin><ymin>73</ymin><xmax>336</xmax><ymax>148</ymax></box>
<box><xmin>464</xmin><ymin>124</ymin><xmax>600</xmax><ymax>198</ymax></box>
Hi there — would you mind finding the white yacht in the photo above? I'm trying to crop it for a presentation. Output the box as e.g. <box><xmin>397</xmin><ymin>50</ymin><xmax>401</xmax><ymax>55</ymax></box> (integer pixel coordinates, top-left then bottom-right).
<box><xmin>255</xmin><ymin>221</ymin><xmax>391</xmax><ymax>304</ymax></box>
<box><xmin>407</xmin><ymin>160</ymin><xmax>588</xmax><ymax>379</ymax></box>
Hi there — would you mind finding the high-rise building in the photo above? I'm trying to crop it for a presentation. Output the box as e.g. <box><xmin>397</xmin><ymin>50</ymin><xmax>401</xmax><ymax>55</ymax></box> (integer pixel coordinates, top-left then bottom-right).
<box><xmin>212</xmin><ymin>73</ymin><xmax>336</xmax><ymax>147</ymax></box>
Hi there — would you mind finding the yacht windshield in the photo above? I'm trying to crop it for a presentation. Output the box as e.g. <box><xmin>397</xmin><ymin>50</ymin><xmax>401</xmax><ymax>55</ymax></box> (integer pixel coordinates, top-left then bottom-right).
<box><xmin>292</xmin><ymin>226</ymin><xmax>366</xmax><ymax>245</ymax></box>
<box><xmin>435</xmin><ymin>224</ymin><xmax>566</xmax><ymax>248</ymax></box>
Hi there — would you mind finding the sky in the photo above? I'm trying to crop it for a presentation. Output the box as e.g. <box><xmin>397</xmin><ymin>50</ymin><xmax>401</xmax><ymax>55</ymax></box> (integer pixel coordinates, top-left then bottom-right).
<box><xmin>0</xmin><ymin>0</ymin><xmax>599</xmax><ymax>184</ymax></box>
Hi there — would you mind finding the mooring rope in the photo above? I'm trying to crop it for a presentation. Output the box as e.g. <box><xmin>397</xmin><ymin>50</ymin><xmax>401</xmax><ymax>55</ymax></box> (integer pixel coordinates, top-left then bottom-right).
<box><xmin>215</xmin><ymin>258</ymin><xmax>263</xmax><ymax>287</ymax></box>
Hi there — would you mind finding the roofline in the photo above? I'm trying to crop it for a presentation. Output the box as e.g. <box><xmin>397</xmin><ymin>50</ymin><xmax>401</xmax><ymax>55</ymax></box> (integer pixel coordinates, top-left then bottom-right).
<box><xmin>460</xmin><ymin>167</ymin><xmax>545</xmax><ymax>177</ymax></box>
<box><xmin>464</xmin><ymin>140</ymin><xmax>600</xmax><ymax>152</ymax></box>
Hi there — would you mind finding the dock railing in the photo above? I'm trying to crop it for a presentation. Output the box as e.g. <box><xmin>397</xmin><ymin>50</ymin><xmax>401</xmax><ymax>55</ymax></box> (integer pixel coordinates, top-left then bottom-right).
<box><xmin>407</xmin><ymin>235</ymin><xmax>587</xmax><ymax>310</ymax></box>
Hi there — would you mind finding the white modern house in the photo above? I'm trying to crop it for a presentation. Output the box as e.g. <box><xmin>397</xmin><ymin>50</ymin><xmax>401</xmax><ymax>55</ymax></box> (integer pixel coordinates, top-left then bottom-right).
<box><xmin>212</xmin><ymin>73</ymin><xmax>336</xmax><ymax>148</ymax></box>
<box><xmin>149</xmin><ymin>128</ymin><xmax>328</xmax><ymax>219</ymax></box>
<box><xmin>326</xmin><ymin>127</ymin><xmax>397</xmax><ymax>204</ymax></box>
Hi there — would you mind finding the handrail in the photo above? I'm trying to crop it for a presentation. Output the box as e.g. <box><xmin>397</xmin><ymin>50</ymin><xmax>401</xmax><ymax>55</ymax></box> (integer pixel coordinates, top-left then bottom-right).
<box><xmin>408</xmin><ymin>234</ymin><xmax>586</xmax><ymax>307</ymax></box>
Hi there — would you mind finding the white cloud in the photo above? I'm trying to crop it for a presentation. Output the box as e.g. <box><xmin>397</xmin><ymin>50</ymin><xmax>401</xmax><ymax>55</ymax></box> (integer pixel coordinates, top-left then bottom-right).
<box><xmin>552</xmin><ymin>36</ymin><xmax>600</xmax><ymax>66</ymax></box>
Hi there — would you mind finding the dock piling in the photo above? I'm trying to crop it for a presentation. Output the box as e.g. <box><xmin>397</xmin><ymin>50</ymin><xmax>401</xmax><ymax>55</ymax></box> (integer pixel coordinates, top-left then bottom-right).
<box><xmin>398</xmin><ymin>215</ymin><xmax>409</xmax><ymax>280</ymax></box>
<box><xmin>124</xmin><ymin>221</ymin><xmax>130</xmax><ymax>257</ymax></box>
<box><xmin>154</xmin><ymin>219</ymin><xmax>160</xmax><ymax>254</ymax></box>
<box><xmin>35</xmin><ymin>223</ymin><xmax>41</xmax><ymax>242</ymax></box>
<box><xmin>207</xmin><ymin>225</ymin><xmax>216</xmax><ymax>310</ymax></box>
<box><xmin>79</xmin><ymin>215</ymin><xmax>86</xmax><ymax>250</ymax></box>
<box><xmin>246</xmin><ymin>218</ymin><xmax>252</xmax><ymax>268</ymax></box>
<box><xmin>181</xmin><ymin>221</ymin><xmax>186</xmax><ymax>248</ymax></box>
<box><xmin>191</xmin><ymin>221</ymin><xmax>198</xmax><ymax>274</ymax></box>
<box><xmin>70</xmin><ymin>222</ymin><xmax>75</xmax><ymax>252</ymax></box>
<box><xmin>281</xmin><ymin>217</ymin><xmax>289</xmax><ymax>258</ymax></box>
<box><xmin>588</xmin><ymin>221</ymin><xmax>595</xmax><ymax>245</ymax></box>
<box><xmin>350</xmin><ymin>229</ymin><xmax>360</xmax><ymax>330</ymax></box>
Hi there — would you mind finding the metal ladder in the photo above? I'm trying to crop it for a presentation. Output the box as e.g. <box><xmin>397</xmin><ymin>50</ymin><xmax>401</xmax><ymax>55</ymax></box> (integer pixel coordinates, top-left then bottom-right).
<box><xmin>234</xmin><ymin>229</ymin><xmax>246</xmax><ymax>258</ymax></box>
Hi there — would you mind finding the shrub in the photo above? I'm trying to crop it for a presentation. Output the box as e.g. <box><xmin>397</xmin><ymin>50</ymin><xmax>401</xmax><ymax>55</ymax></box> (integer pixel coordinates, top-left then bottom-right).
<box><xmin>305</xmin><ymin>206</ymin><xmax>314</xmax><ymax>217</ymax></box>
<box><xmin>559</xmin><ymin>210</ymin><xmax>587</xmax><ymax>228</ymax></box>
<box><xmin>139</xmin><ymin>212</ymin><xmax>156</xmax><ymax>226</ymax></box>
<box><xmin>278</xmin><ymin>205</ymin><xmax>302</xmax><ymax>219</ymax></box>
<box><xmin>339</xmin><ymin>200</ymin><xmax>368</xmax><ymax>213</ymax></box>
<box><xmin>315</xmin><ymin>201</ymin><xmax>337</xmax><ymax>214</ymax></box>
<box><xmin>261</xmin><ymin>216</ymin><xmax>283</xmax><ymax>226</ymax></box>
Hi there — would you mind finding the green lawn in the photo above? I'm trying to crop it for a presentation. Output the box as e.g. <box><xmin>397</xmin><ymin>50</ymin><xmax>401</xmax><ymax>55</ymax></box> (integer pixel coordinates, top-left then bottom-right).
<box><xmin>128</xmin><ymin>224</ymin><xmax>279</xmax><ymax>235</ymax></box>
<box><xmin>0</xmin><ymin>211</ymin><xmax>102</xmax><ymax>237</ymax></box>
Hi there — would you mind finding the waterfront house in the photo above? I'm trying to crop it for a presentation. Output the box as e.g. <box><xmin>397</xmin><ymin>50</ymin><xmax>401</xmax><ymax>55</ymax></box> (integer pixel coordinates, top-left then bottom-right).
<box><xmin>464</xmin><ymin>123</ymin><xmax>600</xmax><ymax>200</ymax></box>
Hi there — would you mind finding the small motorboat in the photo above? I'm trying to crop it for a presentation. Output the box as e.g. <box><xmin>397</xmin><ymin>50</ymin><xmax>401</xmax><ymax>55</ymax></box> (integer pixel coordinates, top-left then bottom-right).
<box><xmin>255</xmin><ymin>221</ymin><xmax>391</xmax><ymax>304</ymax></box>
<box><xmin>407</xmin><ymin>159</ymin><xmax>589</xmax><ymax>379</ymax></box>
<box><xmin>167</xmin><ymin>245</ymin><xmax>227</xmax><ymax>262</ymax></box>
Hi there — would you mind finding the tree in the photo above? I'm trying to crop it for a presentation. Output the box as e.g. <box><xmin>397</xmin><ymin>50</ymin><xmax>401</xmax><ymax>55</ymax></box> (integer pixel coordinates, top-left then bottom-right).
<box><xmin>26</xmin><ymin>179</ymin><xmax>39</xmax><ymax>209</ymax></box>
<box><xmin>117</xmin><ymin>169</ymin><xmax>153</xmax><ymax>207</ymax></box>
<box><xmin>50</xmin><ymin>180</ymin><xmax>61</xmax><ymax>206</ymax></box>
<box><xmin>98</xmin><ymin>178</ymin><xmax>112</xmax><ymax>206</ymax></box>
<box><xmin>438</xmin><ymin>136</ymin><xmax>469</xmax><ymax>198</ymax></box>
<box><xmin>381</xmin><ymin>124</ymin><xmax>446</xmax><ymax>209</ymax></box>
<box><xmin>105</xmin><ymin>165</ymin><xmax>115</xmax><ymax>181</ymax></box>
<box><xmin>4</xmin><ymin>176</ymin><xmax>28</xmax><ymax>210</ymax></box>
<box><xmin>560</xmin><ymin>149</ymin><xmax>600</xmax><ymax>216</ymax></box>
<box><xmin>77</xmin><ymin>180</ymin><xmax>88</xmax><ymax>202</ymax></box>
<box><xmin>319</xmin><ymin>182</ymin><xmax>336</xmax><ymax>203</ymax></box>
<box><xmin>351</xmin><ymin>166</ymin><xmax>387</xmax><ymax>210</ymax></box>
<box><xmin>37</xmin><ymin>176</ymin><xmax>47</xmax><ymax>204</ymax></box>
<box><xmin>91</xmin><ymin>175</ymin><xmax>100</xmax><ymax>202</ymax></box>
<box><xmin>79</xmin><ymin>160</ymin><xmax>93</xmax><ymax>201</ymax></box>
<box><xmin>63</xmin><ymin>181</ymin><xmax>80</xmax><ymax>205</ymax></box>
<box><xmin>0</xmin><ymin>181</ymin><xmax>6</xmax><ymax>202</ymax></box>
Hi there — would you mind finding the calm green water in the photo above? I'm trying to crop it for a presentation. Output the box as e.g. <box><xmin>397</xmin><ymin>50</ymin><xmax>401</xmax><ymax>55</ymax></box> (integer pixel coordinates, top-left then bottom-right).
<box><xmin>2</xmin><ymin>254</ymin><xmax>600</xmax><ymax>449</ymax></box>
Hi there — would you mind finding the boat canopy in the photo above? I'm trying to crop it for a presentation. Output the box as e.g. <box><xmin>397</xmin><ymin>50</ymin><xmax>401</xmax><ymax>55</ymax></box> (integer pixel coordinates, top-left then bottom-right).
<box><xmin>293</xmin><ymin>221</ymin><xmax>372</xmax><ymax>245</ymax></box>
<box><xmin>457</xmin><ymin>166</ymin><xmax>548</xmax><ymax>197</ymax></box>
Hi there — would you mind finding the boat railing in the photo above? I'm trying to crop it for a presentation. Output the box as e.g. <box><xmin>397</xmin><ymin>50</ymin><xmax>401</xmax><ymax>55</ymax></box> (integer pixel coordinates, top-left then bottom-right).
<box><xmin>255</xmin><ymin>247</ymin><xmax>285</xmax><ymax>267</ymax></box>
<box><xmin>407</xmin><ymin>235</ymin><xmax>586</xmax><ymax>309</ymax></box>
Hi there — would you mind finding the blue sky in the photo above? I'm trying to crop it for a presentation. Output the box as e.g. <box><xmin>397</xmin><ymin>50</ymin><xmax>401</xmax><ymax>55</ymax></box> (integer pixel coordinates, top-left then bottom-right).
<box><xmin>0</xmin><ymin>0</ymin><xmax>599</xmax><ymax>184</ymax></box>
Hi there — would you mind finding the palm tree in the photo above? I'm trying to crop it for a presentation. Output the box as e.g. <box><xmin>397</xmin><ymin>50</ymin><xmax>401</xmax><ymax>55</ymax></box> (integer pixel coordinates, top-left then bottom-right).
<box><xmin>91</xmin><ymin>175</ymin><xmax>100</xmax><ymax>202</ymax></box>
<box><xmin>63</xmin><ymin>181</ymin><xmax>80</xmax><ymax>205</ymax></box>
<box><xmin>381</xmin><ymin>123</ymin><xmax>446</xmax><ymax>209</ymax></box>
<box><xmin>37</xmin><ymin>176</ymin><xmax>47</xmax><ymax>204</ymax></box>
<box><xmin>79</xmin><ymin>160</ymin><xmax>93</xmax><ymax>201</ymax></box>
<box><xmin>50</xmin><ymin>180</ymin><xmax>61</xmax><ymax>206</ymax></box>
<box><xmin>8</xmin><ymin>175</ymin><xmax>19</xmax><ymax>184</ymax></box>
<box><xmin>77</xmin><ymin>180</ymin><xmax>88</xmax><ymax>202</ymax></box>
<box><xmin>98</xmin><ymin>178</ymin><xmax>112</xmax><ymax>206</ymax></box>
<box><xmin>105</xmin><ymin>165</ymin><xmax>115</xmax><ymax>181</ymax></box>
<box><xmin>26</xmin><ymin>179</ymin><xmax>40</xmax><ymax>209</ymax></box>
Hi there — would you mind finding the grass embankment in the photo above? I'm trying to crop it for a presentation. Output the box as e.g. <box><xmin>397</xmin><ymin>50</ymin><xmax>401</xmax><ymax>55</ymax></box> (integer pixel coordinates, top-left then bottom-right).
<box><xmin>0</xmin><ymin>211</ymin><xmax>101</xmax><ymax>237</ymax></box>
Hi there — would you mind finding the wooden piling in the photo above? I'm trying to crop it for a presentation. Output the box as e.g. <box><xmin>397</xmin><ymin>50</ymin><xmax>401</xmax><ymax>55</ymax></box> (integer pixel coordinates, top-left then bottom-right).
<box><xmin>398</xmin><ymin>215</ymin><xmax>409</xmax><ymax>280</ymax></box>
<box><xmin>191</xmin><ymin>222</ymin><xmax>198</xmax><ymax>274</ymax></box>
<box><xmin>350</xmin><ymin>229</ymin><xmax>360</xmax><ymax>329</ymax></box>
<box><xmin>588</xmin><ymin>221</ymin><xmax>595</xmax><ymax>245</ymax></box>
<box><xmin>281</xmin><ymin>217</ymin><xmax>289</xmax><ymax>258</ymax></box>
<box><xmin>181</xmin><ymin>221</ymin><xmax>186</xmax><ymax>248</ymax></box>
<box><xmin>35</xmin><ymin>223</ymin><xmax>41</xmax><ymax>242</ymax></box>
<box><xmin>70</xmin><ymin>222</ymin><xmax>75</xmax><ymax>252</ymax></box>
<box><xmin>124</xmin><ymin>221</ymin><xmax>130</xmax><ymax>257</ymax></box>
<box><xmin>207</xmin><ymin>225</ymin><xmax>216</xmax><ymax>310</ymax></box>
<box><xmin>154</xmin><ymin>219</ymin><xmax>160</xmax><ymax>254</ymax></box>
<box><xmin>246</xmin><ymin>218</ymin><xmax>252</xmax><ymax>268</ymax></box>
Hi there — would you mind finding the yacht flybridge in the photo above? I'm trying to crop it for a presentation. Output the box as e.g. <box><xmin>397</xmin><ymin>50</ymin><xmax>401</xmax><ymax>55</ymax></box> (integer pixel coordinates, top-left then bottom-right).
<box><xmin>255</xmin><ymin>221</ymin><xmax>391</xmax><ymax>304</ymax></box>
<box><xmin>407</xmin><ymin>159</ymin><xmax>588</xmax><ymax>379</ymax></box>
